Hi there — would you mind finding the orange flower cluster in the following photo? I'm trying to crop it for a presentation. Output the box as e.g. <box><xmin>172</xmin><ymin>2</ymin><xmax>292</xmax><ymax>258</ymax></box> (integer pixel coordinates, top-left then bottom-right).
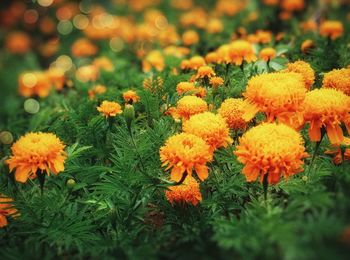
<box><xmin>165</xmin><ymin>176</ymin><xmax>202</xmax><ymax>206</ymax></box>
<box><xmin>0</xmin><ymin>195</ymin><xmax>17</xmax><ymax>228</ymax></box>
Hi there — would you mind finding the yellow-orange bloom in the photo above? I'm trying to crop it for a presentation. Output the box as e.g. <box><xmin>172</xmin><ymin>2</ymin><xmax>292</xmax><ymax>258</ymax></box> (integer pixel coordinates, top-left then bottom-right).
<box><xmin>76</xmin><ymin>65</ymin><xmax>99</xmax><ymax>82</ymax></box>
<box><xmin>234</xmin><ymin>123</ymin><xmax>308</xmax><ymax>184</ymax></box>
<box><xmin>284</xmin><ymin>60</ymin><xmax>315</xmax><ymax>89</ymax></box>
<box><xmin>176</xmin><ymin>96</ymin><xmax>208</xmax><ymax>120</ymax></box>
<box><xmin>88</xmin><ymin>85</ymin><xmax>107</xmax><ymax>99</ymax></box>
<box><xmin>123</xmin><ymin>90</ymin><xmax>140</xmax><ymax>104</ymax></box>
<box><xmin>205</xmin><ymin>52</ymin><xmax>219</xmax><ymax>64</ymax></box>
<box><xmin>243</xmin><ymin>72</ymin><xmax>306</xmax><ymax>128</ymax></box>
<box><xmin>71</xmin><ymin>38</ymin><xmax>98</xmax><ymax>57</ymax></box>
<box><xmin>0</xmin><ymin>195</ymin><xmax>17</xmax><ymax>228</ymax></box>
<box><xmin>325</xmin><ymin>137</ymin><xmax>350</xmax><ymax>165</ymax></box>
<box><xmin>46</xmin><ymin>68</ymin><xmax>66</xmax><ymax>91</ymax></box>
<box><xmin>259</xmin><ymin>47</ymin><xmax>276</xmax><ymax>62</ymax></box>
<box><xmin>209</xmin><ymin>76</ymin><xmax>224</xmax><ymax>88</ymax></box>
<box><xmin>183</xmin><ymin>112</ymin><xmax>232</xmax><ymax>151</ymax></box>
<box><xmin>97</xmin><ymin>101</ymin><xmax>123</xmax><ymax>117</ymax></box>
<box><xmin>196</xmin><ymin>65</ymin><xmax>215</xmax><ymax>79</ymax></box>
<box><xmin>92</xmin><ymin>56</ymin><xmax>114</xmax><ymax>72</ymax></box>
<box><xmin>188</xmin><ymin>56</ymin><xmax>206</xmax><ymax>70</ymax></box>
<box><xmin>18</xmin><ymin>71</ymin><xmax>51</xmax><ymax>98</ymax></box>
<box><xmin>176</xmin><ymin>82</ymin><xmax>196</xmax><ymax>95</ymax></box>
<box><xmin>303</xmin><ymin>88</ymin><xmax>350</xmax><ymax>145</ymax></box>
<box><xmin>5</xmin><ymin>31</ymin><xmax>31</xmax><ymax>54</ymax></box>
<box><xmin>142</xmin><ymin>50</ymin><xmax>165</xmax><ymax>72</ymax></box>
<box><xmin>218</xmin><ymin>98</ymin><xmax>249</xmax><ymax>130</ymax></box>
<box><xmin>6</xmin><ymin>132</ymin><xmax>66</xmax><ymax>183</ymax></box>
<box><xmin>281</xmin><ymin>0</ymin><xmax>304</xmax><ymax>12</ymax></box>
<box><xmin>320</xmin><ymin>20</ymin><xmax>344</xmax><ymax>40</ymax></box>
<box><xmin>227</xmin><ymin>40</ymin><xmax>257</xmax><ymax>66</ymax></box>
<box><xmin>322</xmin><ymin>68</ymin><xmax>350</xmax><ymax>96</ymax></box>
<box><xmin>160</xmin><ymin>133</ymin><xmax>213</xmax><ymax>181</ymax></box>
<box><xmin>301</xmin><ymin>39</ymin><xmax>314</xmax><ymax>53</ymax></box>
<box><xmin>206</xmin><ymin>18</ymin><xmax>223</xmax><ymax>34</ymax></box>
<box><xmin>182</xmin><ymin>30</ymin><xmax>199</xmax><ymax>46</ymax></box>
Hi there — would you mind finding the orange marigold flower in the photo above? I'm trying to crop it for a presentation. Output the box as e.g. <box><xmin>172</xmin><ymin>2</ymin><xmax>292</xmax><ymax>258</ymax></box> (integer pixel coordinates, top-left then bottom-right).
<box><xmin>218</xmin><ymin>98</ymin><xmax>249</xmax><ymax>130</ymax></box>
<box><xmin>46</xmin><ymin>68</ymin><xmax>65</xmax><ymax>91</ymax></box>
<box><xmin>97</xmin><ymin>101</ymin><xmax>123</xmax><ymax>117</ymax></box>
<box><xmin>5</xmin><ymin>31</ymin><xmax>31</xmax><ymax>54</ymax></box>
<box><xmin>180</xmin><ymin>59</ymin><xmax>191</xmax><ymax>70</ymax></box>
<box><xmin>76</xmin><ymin>65</ymin><xmax>99</xmax><ymax>82</ymax></box>
<box><xmin>284</xmin><ymin>60</ymin><xmax>315</xmax><ymax>89</ymax></box>
<box><xmin>205</xmin><ymin>52</ymin><xmax>219</xmax><ymax>64</ymax></box>
<box><xmin>322</xmin><ymin>68</ymin><xmax>350</xmax><ymax>96</ymax></box>
<box><xmin>142</xmin><ymin>50</ymin><xmax>165</xmax><ymax>72</ymax></box>
<box><xmin>300</xmin><ymin>20</ymin><xmax>317</xmax><ymax>32</ymax></box>
<box><xmin>281</xmin><ymin>0</ymin><xmax>304</xmax><ymax>12</ymax></box>
<box><xmin>320</xmin><ymin>20</ymin><xmax>344</xmax><ymax>40</ymax></box>
<box><xmin>92</xmin><ymin>56</ymin><xmax>114</xmax><ymax>72</ymax></box>
<box><xmin>263</xmin><ymin>0</ymin><xmax>278</xmax><ymax>5</ymax></box>
<box><xmin>227</xmin><ymin>40</ymin><xmax>257</xmax><ymax>66</ymax></box>
<box><xmin>303</xmin><ymin>88</ymin><xmax>350</xmax><ymax>145</ymax></box>
<box><xmin>6</xmin><ymin>132</ymin><xmax>66</xmax><ymax>183</ymax></box>
<box><xmin>18</xmin><ymin>71</ymin><xmax>51</xmax><ymax>98</ymax></box>
<box><xmin>206</xmin><ymin>18</ymin><xmax>223</xmax><ymax>34</ymax></box>
<box><xmin>209</xmin><ymin>76</ymin><xmax>224</xmax><ymax>88</ymax></box>
<box><xmin>0</xmin><ymin>194</ymin><xmax>18</xmax><ymax>228</ymax></box>
<box><xmin>176</xmin><ymin>82</ymin><xmax>196</xmax><ymax>95</ymax></box>
<box><xmin>183</xmin><ymin>112</ymin><xmax>232</xmax><ymax>151</ymax></box>
<box><xmin>182</xmin><ymin>30</ymin><xmax>199</xmax><ymax>46</ymax></box>
<box><xmin>243</xmin><ymin>72</ymin><xmax>306</xmax><ymax>128</ymax></box>
<box><xmin>325</xmin><ymin>137</ymin><xmax>350</xmax><ymax>165</ymax></box>
<box><xmin>259</xmin><ymin>47</ymin><xmax>276</xmax><ymax>62</ymax></box>
<box><xmin>176</xmin><ymin>96</ymin><xmax>208</xmax><ymax>120</ymax></box>
<box><xmin>234</xmin><ymin>123</ymin><xmax>308</xmax><ymax>184</ymax></box>
<box><xmin>196</xmin><ymin>65</ymin><xmax>216</xmax><ymax>79</ymax></box>
<box><xmin>301</xmin><ymin>39</ymin><xmax>315</xmax><ymax>53</ymax></box>
<box><xmin>160</xmin><ymin>133</ymin><xmax>213</xmax><ymax>181</ymax></box>
<box><xmin>88</xmin><ymin>85</ymin><xmax>107</xmax><ymax>99</ymax></box>
<box><xmin>123</xmin><ymin>90</ymin><xmax>140</xmax><ymax>104</ymax></box>
<box><xmin>71</xmin><ymin>38</ymin><xmax>98</xmax><ymax>57</ymax></box>
<box><xmin>165</xmin><ymin>175</ymin><xmax>202</xmax><ymax>206</ymax></box>
<box><xmin>188</xmin><ymin>56</ymin><xmax>206</xmax><ymax>70</ymax></box>
<box><xmin>194</xmin><ymin>87</ymin><xmax>207</xmax><ymax>98</ymax></box>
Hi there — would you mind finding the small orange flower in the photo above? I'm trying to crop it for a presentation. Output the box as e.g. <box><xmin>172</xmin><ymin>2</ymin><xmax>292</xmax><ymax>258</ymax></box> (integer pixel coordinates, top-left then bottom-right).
<box><xmin>76</xmin><ymin>65</ymin><xmax>99</xmax><ymax>82</ymax></box>
<box><xmin>259</xmin><ymin>47</ymin><xmax>276</xmax><ymax>62</ymax></box>
<box><xmin>18</xmin><ymin>71</ymin><xmax>51</xmax><ymax>98</ymax></box>
<box><xmin>320</xmin><ymin>20</ymin><xmax>344</xmax><ymax>40</ymax></box>
<box><xmin>71</xmin><ymin>38</ymin><xmax>98</xmax><ymax>57</ymax></box>
<box><xmin>182</xmin><ymin>30</ymin><xmax>199</xmax><ymax>46</ymax></box>
<box><xmin>196</xmin><ymin>65</ymin><xmax>216</xmax><ymax>79</ymax></box>
<box><xmin>284</xmin><ymin>60</ymin><xmax>315</xmax><ymax>89</ymax></box>
<box><xmin>227</xmin><ymin>40</ymin><xmax>257</xmax><ymax>66</ymax></box>
<box><xmin>123</xmin><ymin>90</ymin><xmax>140</xmax><ymax>104</ymax></box>
<box><xmin>188</xmin><ymin>56</ymin><xmax>206</xmax><ymax>70</ymax></box>
<box><xmin>97</xmin><ymin>101</ymin><xmax>123</xmax><ymax>117</ymax></box>
<box><xmin>300</xmin><ymin>20</ymin><xmax>317</xmax><ymax>32</ymax></box>
<box><xmin>46</xmin><ymin>68</ymin><xmax>66</xmax><ymax>91</ymax></box>
<box><xmin>303</xmin><ymin>88</ymin><xmax>350</xmax><ymax>145</ymax></box>
<box><xmin>234</xmin><ymin>123</ymin><xmax>308</xmax><ymax>184</ymax></box>
<box><xmin>142</xmin><ymin>50</ymin><xmax>165</xmax><ymax>72</ymax></box>
<box><xmin>194</xmin><ymin>87</ymin><xmax>207</xmax><ymax>98</ymax></box>
<box><xmin>176</xmin><ymin>96</ymin><xmax>208</xmax><ymax>120</ymax></box>
<box><xmin>206</xmin><ymin>18</ymin><xmax>223</xmax><ymax>34</ymax></box>
<box><xmin>0</xmin><ymin>195</ymin><xmax>17</xmax><ymax>228</ymax></box>
<box><xmin>209</xmin><ymin>76</ymin><xmax>224</xmax><ymax>88</ymax></box>
<box><xmin>160</xmin><ymin>133</ymin><xmax>213</xmax><ymax>181</ymax></box>
<box><xmin>88</xmin><ymin>85</ymin><xmax>107</xmax><ymax>99</ymax></box>
<box><xmin>301</xmin><ymin>39</ymin><xmax>314</xmax><ymax>53</ymax></box>
<box><xmin>5</xmin><ymin>31</ymin><xmax>31</xmax><ymax>54</ymax></box>
<box><xmin>218</xmin><ymin>98</ymin><xmax>249</xmax><ymax>130</ymax></box>
<box><xmin>205</xmin><ymin>52</ymin><xmax>219</xmax><ymax>64</ymax></box>
<box><xmin>6</xmin><ymin>132</ymin><xmax>66</xmax><ymax>183</ymax></box>
<box><xmin>165</xmin><ymin>175</ymin><xmax>202</xmax><ymax>206</ymax></box>
<box><xmin>325</xmin><ymin>137</ymin><xmax>350</xmax><ymax>165</ymax></box>
<box><xmin>280</xmin><ymin>0</ymin><xmax>304</xmax><ymax>12</ymax></box>
<box><xmin>180</xmin><ymin>59</ymin><xmax>191</xmax><ymax>70</ymax></box>
<box><xmin>322</xmin><ymin>68</ymin><xmax>350</xmax><ymax>96</ymax></box>
<box><xmin>176</xmin><ymin>82</ymin><xmax>197</xmax><ymax>95</ymax></box>
<box><xmin>92</xmin><ymin>56</ymin><xmax>114</xmax><ymax>72</ymax></box>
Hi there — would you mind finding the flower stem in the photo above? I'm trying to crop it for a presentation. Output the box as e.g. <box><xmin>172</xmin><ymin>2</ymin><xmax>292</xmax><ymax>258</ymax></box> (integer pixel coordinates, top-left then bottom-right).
<box><xmin>36</xmin><ymin>170</ymin><xmax>46</xmax><ymax>196</ymax></box>
<box><xmin>308</xmin><ymin>128</ymin><xmax>326</xmax><ymax>175</ymax></box>
<box><xmin>263</xmin><ymin>173</ymin><xmax>268</xmax><ymax>204</ymax></box>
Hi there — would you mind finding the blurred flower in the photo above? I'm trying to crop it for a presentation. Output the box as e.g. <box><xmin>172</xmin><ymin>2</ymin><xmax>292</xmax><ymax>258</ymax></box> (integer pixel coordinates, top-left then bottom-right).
<box><xmin>263</xmin><ymin>0</ymin><xmax>278</xmax><ymax>5</ymax></box>
<box><xmin>142</xmin><ymin>50</ymin><xmax>165</xmax><ymax>72</ymax></box>
<box><xmin>188</xmin><ymin>56</ymin><xmax>206</xmax><ymax>70</ymax></box>
<box><xmin>209</xmin><ymin>76</ymin><xmax>224</xmax><ymax>88</ymax></box>
<box><xmin>71</xmin><ymin>38</ymin><xmax>98</xmax><ymax>57</ymax></box>
<box><xmin>46</xmin><ymin>68</ymin><xmax>66</xmax><ymax>91</ymax></box>
<box><xmin>176</xmin><ymin>96</ymin><xmax>208</xmax><ymax>120</ymax></box>
<box><xmin>247</xmin><ymin>30</ymin><xmax>272</xmax><ymax>44</ymax></box>
<box><xmin>284</xmin><ymin>60</ymin><xmax>315</xmax><ymax>89</ymax></box>
<box><xmin>5</xmin><ymin>32</ymin><xmax>31</xmax><ymax>54</ymax></box>
<box><xmin>18</xmin><ymin>72</ymin><xmax>51</xmax><ymax>98</ymax></box>
<box><xmin>176</xmin><ymin>82</ymin><xmax>196</xmax><ymax>95</ymax></box>
<box><xmin>281</xmin><ymin>0</ymin><xmax>305</xmax><ymax>12</ymax></box>
<box><xmin>206</xmin><ymin>18</ymin><xmax>223</xmax><ymax>34</ymax></box>
<box><xmin>6</xmin><ymin>132</ymin><xmax>66</xmax><ymax>183</ymax></box>
<box><xmin>216</xmin><ymin>0</ymin><xmax>247</xmax><ymax>16</ymax></box>
<box><xmin>143</xmin><ymin>75</ymin><xmax>163</xmax><ymax>94</ymax></box>
<box><xmin>300</xmin><ymin>20</ymin><xmax>317</xmax><ymax>32</ymax></box>
<box><xmin>165</xmin><ymin>176</ymin><xmax>202</xmax><ymax>206</ymax></box>
<box><xmin>76</xmin><ymin>65</ymin><xmax>99</xmax><ymax>82</ymax></box>
<box><xmin>0</xmin><ymin>195</ymin><xmax>17</xmax><ymax>228</ymax></box>
<box><xmin>196</xmin><ymin>66</ymin><xmax>215</xmax><ymax>79</ymax></box>
<box><xmin>205</xmin><ymin>52</ymin><xmax>219</xmax><ymax>64</ymax></box>
<box><xmin>320</xmin><ymin>20</ymin><xmax>344</xmax><ymax>40</ymax></box>
<box><xmin>97</xmin><ymin>101</ymin><xmax>123</xmax><ymax>117</ymax></box>
<box><xmin>259</xmin><ymin>47</ymin><xmax>276</xmax><ymax>62</ymax></box>
<box><xmin>182</xmin><ymin>30</ymin><xmax>200</xmax><ymax>46</ymax></box>
<box><xmin>123</xmin><ymin>90</ymin><xmax>140</xmax><ymax>104</ymax></box>
<box><xmin>93</xmin><ymin>57</ymin><xmax>114</xmax><ymax>72</ymax></box>
<box><xmin>227</xmin><ymin>40</ymin><xmax>257</xmax><ymax>66</ymax></box>
<box><xmin>322</xmin><ymin>68</ymin><xmax>350</xmax><ymax>95</ymax></box>
<box><xmin>301</xmin><ymin>39</ymin><xmax>315</xmax><ymax>53</ymax></box>
<box><xmin>325</xmin><ymin>137</ymin><xmax>350</xmax><ymax>165</ymax></box>
<box><xmin>88</xmin><ymin>85</ymin><xmax>107</xmax><ymax>99</ymax></box>
<box><xmin>218</xmin><ymin>98</ymin><xmax>249</xmax><ymax>130</ymax></box>
<box><xmin>234</xmin><ymin>123</ymin><xmax>308</xmax><ymax>184</ymax></box>
<box><xmin>160</xmin><ymin>133</ymin><xmax>213</xmax><ymax>181</ymax></box>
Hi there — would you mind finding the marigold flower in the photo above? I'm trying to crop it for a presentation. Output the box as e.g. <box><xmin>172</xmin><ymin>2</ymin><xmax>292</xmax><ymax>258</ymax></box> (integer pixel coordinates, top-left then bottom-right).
<box><xmin>259</xmin><ymin>47</ymin><xmax>276</xmax><ymax>62</ymax></box>
<box><xmin>97</xmin><ymin>101</ymin><xmax>123</xmax><ymax>117</ymax></box>
<box><xmin>18</xmin><ymin>71</ymin><xmax>51</xmax><ymax>98</ymax></box>
<box><xmin>71</xmin><ymin>38</ymin><xmax>98</xmax><ymax>57</ymax></box>
<box><xmin>322</xmin><ymin>68</ymin><xmax>350</xmax><ymax>95</ymax></box>
<box><xmin>183</xmin><ymin>112</ymin><xmax>232</xmax><ymax>151</ymax></box>
<box><xmin>88</xmin><ymin>85</ymin><xmax>107</xmax><ymax>99</ymax></box>
<box><xmin>234</xmin><ymin>123</ymin><xmax>308</xmax><ymax>184</ymax></box>
<box><xmin>206</xmin><ymin>18</ymin><xmax>223</xmax><ymax>34</ymax></box>
<box><xmin>320</xmin><ymin>20</ymin><xmax>344</xmax><ymax>40</ymax></box>
<box><xmin>263</xmin><ymin>0</ymin><xmax>278</xmax><ymax>5</ymax></box>
<box><xmin>205</xmin><ymin>52</ymin><xmax>219</xmax><ymax>64</ymax></box>
<box><xmin>76</xmin><ymin>65</ymin><xmax>99</xmax><ymax>82</ymax></box>
<box><xmin>176</xmin><ymin>82</ymin><xmax>197</xmax><ymax>95</ymax></box>
<box><xmin>188</xmin><ymin>56</ymin><xmax>206</xmax><ymax>70</ymax></box>
<box><xmin>281</xmin><ymin>0</ymin><xmax>304</xmax><ymax>12</ymax></box>
<box><xmin>300</xmin><ymin>20</ymin><xmax>317</xmax><ymax>32</ymax></box>
<box><xmin>243</xmin><ymin>72</ymin><xmax>306</xmax><ymax>128</ymax></box>
<box><xmin>218</xmin><ymin>98</ymin><xmax>249</xmax><ymax>130</ymax></box>
<box><xmin>176</xmin><ymin>96</ymin><xmax>208</xmax><ymax>120</ymax></box>
<box><xmin>194</xmin><ymin>87</ymin><xmax>207</xmax><ymax>98</ymax></box>
<box><xmin>46</xmin><ymin>68</ymin><xmax>66</xmax><ymax>91</ymax></box>
<box><xmin>325</xmin><ymin>137</ymin><xmax>350</xmax><ymax>165</ymax></box>
<box><xmin>182</xmin><ymin>30</ymin><xmax>199</xmax><ymax>46</ymax></box>
<box><xmin>284</xmin><ymin>60</ymin><xmax>315</xmax><ymax>89</ymax></box>
<box><xmin>165</xmin><ymin>176</ymin><xmax>202</xmax><ymax>206</ymax></box>
<box><xmin>0</xmin><ymin>195</ymin><xmax>17</xmax><ymax>228</ymax></box>
<box><xmin>227</xmin><ymin>40</ymin><xmax>257</xmax><ymax>66</ymax></box>
<box><xmin>301</xmin><ymin>39</ymin><xmax>314</xmax><ymax>53</ymax></box>
<box><xmin>303</xmin><ymin>88</ymin><xmax>350</xmax><ymax>144</ymax></box>
<box><xmin>6</xmin><ymin>132</ymin><xmax>66</xmax><ymax>183</ymax></box>
<box><xmin>180</xmin><ymin>59</ymin><xmax>191</xmax><ymax>70</ymax></box>
<box><xmin>5</xmin><ymin>31</ymin><xmax>31</xmax><ymax>54</ymax></box>
<box><xmin>123</xmin><ymin>90</ymin><xmax>140</xmax><ymax>104</ymax></box>
<box><xmin>92</xmin><ymin>56</ymin><xmax>114</xmax><ymax>72</ymax></box>
<box><xmin>142</xmin><ymin>50</ymin><xmax>165</xmax><ymax>72</ymax></box>
<box><xmin>196</xmin><ymin>66</ymin><xmax>216</xmax><ymax>79</ymax></box>
<box><xmin>160</xmin><ymin>133</ymin><xmax>213</xmax><ymax>181</ymax></box>
<box><xmin>209</xmin><ymin>76</ymin><xmax>224</xmax><ymax>88</ymax></box>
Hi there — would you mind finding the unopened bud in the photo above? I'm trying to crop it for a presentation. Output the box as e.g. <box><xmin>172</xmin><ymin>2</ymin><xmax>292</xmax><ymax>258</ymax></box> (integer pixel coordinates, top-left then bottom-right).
<box><xmin>124</xmin><ymin>104</ymin><xmax>135</xmax><ymax>130</ymax></box>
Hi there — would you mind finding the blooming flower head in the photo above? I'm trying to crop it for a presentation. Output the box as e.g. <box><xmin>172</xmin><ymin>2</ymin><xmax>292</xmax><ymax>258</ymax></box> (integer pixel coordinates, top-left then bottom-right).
<box><xmin>0</xmin><ymin>194</ymin><xmax>17</xmax><ymax>228</ymax></box>
<box><xmin>325</xmin><ymin>137</ymin><xmax>350</xmax><ymax>165</ymax></box>
<box><xmin>322</xmin><ymin>68</ymin><xmax>350</xmax><ymax>96</ymax></box>
<box><xmin>6</xmin><ymin>132</ymin><xmax>66</xmax><ymax>183</ymax></box>
<box><xmin>142</xmin><ymin>50</ymin><xmax>165</xmax><ymax>72</ymax></box>
<box><xmin>301</xmin><ymin>39</ymin><xmax>314</xmax><ymax>53</ymax></box>
<box><xmin>71</xmin><ymin>38</ymin><xmax>98</xmax><ymax>57</ymax></box>
<box><xmin>176</xmin><ymin>96</ymin><xmax>208</xmax><ymax>120</ymax></box>
<box><xmin>243</xmin><ymin>72</ymin><xmax>306</xmax><ymax>128</ymax></box>
<box><xmin>183</xmin><ymin>112</ymin><xmax>233</xmax><ymax>151</ymax></box>
<box><xmin>205</xmin><ymin>52</ymin><xmax>219</xmax><ymax>64</ymax></box>
<box><xmin>88</xmin><ymin>85</ymin><xmax>107</xmax><ymax>99</ymax></box>
<box><xmin>209</xmin><ymin>76</ymin><xmax>224</xmax><ymax>88</ymax></box>
<box><xmin>218</xmin><ymin>98</ymin><xmax>249</xmax><ymax>130</ymax></box>
<box><xmin>259</xmin><ymin>47</ymin><xmax>276</xmax><ymax>62</ymax></box>
<box><xmin>227</xmin><ymin>40</ymin><xmax>257</xmax><ymax>66</ymax></box>
<box><xmin>76</xmin><ymin>65</ymin><xmax>99</xmax><ymax>82</ymax></box>
<box><xmin>5</xmin><ymin>31</ymin><xmax>31</xmax><ymax>54</ymax></box>
<box><xmin>176</xmin><ymin>82</ymin><xmax>197</xmax><ymax>95</ymax></box>
<box><xmin>234</xmin><ymin>123</ymin><xmax>308</xmax><ymax>184</ymax></box>
<box><xmin>280</xmin><ymin>0</ymin><xmax>304</xmax><ymax>12</ymax></box>
<box><xmin>188</xmin><ymin>56</ymin><xmax>206</xmax><ymax>70</ymax></box>
<box><xmin>18</xmin><ymin>71</ymin><xmax>51</xmax><ymax>98</ymax></box>
<box><xmin>196</xmin><ymin>65</ymin><xmax>215</xmax><ymax>79</ymax></box>
<box><xmin>165</xmin><ymin>175</ymin><xmax>202</xmax><ymax>206</ymax></box>
<box><xmin>160</xmin><ymin>133</ymin><xmax>213</xmax><ymax>181</ymax></box>
<box><xmin>123</xmin><ymin>90</ymin><xmax>140</xmax><ymax>104</ymax></box>
<box><xmin>284</xmin><ymin>60</ymin><xmax>315</xmax><ymax>89</ymax></box>
<box><xmin>97</xmin><ymin>101</ymin><xmax>123</xmax><ymax>117</ymax></box>
<box><xmin>206</xmin><ymin>18</ymin><xmax>223</xmax><ymax>34</ymax></box>
<box><xmin>320</xmin><ymin>20</ymin><xmax>344</xmax><ymax>40</ymax></box>
<box><xmin>303</xmin><ymin>88</ymin><xmax>350</xmax><ymax>145</ymax></box>
<box><xmin>182</xmin><ymin>30</ymin><xmax>199</xmax><ymax>46</ymax></box>
<box><xmin>92</xmin><ymin>56</ymin><xmax>114</xmax><ymax>72</ymax></box>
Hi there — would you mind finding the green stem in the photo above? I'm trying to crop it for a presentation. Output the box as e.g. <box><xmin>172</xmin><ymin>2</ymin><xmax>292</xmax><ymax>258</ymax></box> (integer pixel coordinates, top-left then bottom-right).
<box><xmin>36</xmin><ymin>170</ymin><xmax>46</xmax><ymax>196</ymax></box>
<box><xmin>263</xmin><ymin>173</ymin><xmax>269</xmax><ymax>204</ymax></box>
<box><xmin>308</xmin><ymin>128</ymin><xmax>326</xmax><ymax>175</ymax></box>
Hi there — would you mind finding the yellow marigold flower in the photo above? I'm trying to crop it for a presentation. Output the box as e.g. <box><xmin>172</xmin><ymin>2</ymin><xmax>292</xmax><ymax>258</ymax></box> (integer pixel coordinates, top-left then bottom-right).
<box><xmin>6</xmin><ymin>132</ymin><xmax>66</xmax><ymax>183</ymax></box>
<box><xmin>46</xmin><ymin>68</ymin><xmax>65</xmax><ymax>91</ymax></box>
<box><xmin>247</xmin><ymin>30</ymin><xmax>272</xmax><ymax>44</ymax></box>
<box><xmin>218</xmin><ymin>98</ymin><xmax>249</xmax><ymax>130</ymax></box>
<box><xmin>71</xmin><ymin>38</ymin><xmax>98</xmax><ymax>57</ymax></box>
<box><xmin>209</xmin><ymin>76</ymin><xmax>224</xmax><ymax>88</ymax></box>
<box><xmin>76</xmin><ymin>65</ymin><xmax>99</xmax><ymax>83</ymax></box>
<box><xmin>123</xmin><ymin>90</ymin><xmax>140</xmax><ymax>104</ymax></box>
<box><xmin>88</xmin><ymin>85</ymin><xmax>107</xmax><ymax>99</ymax></box>
<box><xmin>205</xmin><ymin>52</ymin><xmax>219</xmax><ymax>64</ymax></box>
<box><xmin>176</xmin><ymin>82</ymin><xmax>197</xmax><ymax>95</ymax></box>
<box><xmin>325</xmin><ymin>137</ymin><xmax>350</xmax><ymax>165</ymax></box>
<box><xmin>18</xmin><ymin>71</ymin><xmax>51</xmax><ymax>98</ymax></box>
<box><xmin>206</xmin><ymin>18</ymin><xmax>223</xmax><ymax>34</ymax></box>
<box><xmin>160</xmin><ymin>133</ymin><xmax>213</xmax><ymax>181</ymax></box>
<box><xmin>301</xmin><ymin>39</ymin><xmax>314</xmax><ymax>53</ymax></box>
<box><xmin>280</xmin><ymin>0</ymin><xmax>304</xmax><ymax>12</ymax></box>
<box><xmin>0</xmin><ymin>194</ymin><xmax>18</xmax><ymax>228</ymax></box>
<box><xmin>234</xmin><ymin>123</ymin><xmax>308</xmax><ymax>184</ymax></box>
<box><xmin>227</xmin><ymin>40</ymin><xmax>257</xmax><ymax>66</ymax></box>
<box><xmin>243</xmin><ymin>72</ymin><xmax>306</xmax><ymax>128</ymax></box>
<box><xmin>176</xmin><ymin>96</ymin><xmax>208</xmax><ymax>120</ymax></box>
<box><xmin>92</xmin><ymin>56</ymin><xmax>114</xmax><ymax>72</ymax></box>
<box><xmin>182</xmin><ymin>30</ymin><xmax>199</xmax><ymax>46</ymax></box>
<box><xmin>320</xmin><ymin>20</ymin><xmax>344</xmax><ymax>40</ymax></box>
<box><xmin>322</xmin><ymin>68</ymin><xmax>350</xmax><ymax>96</ymax></box>
<box><xmin>303</xmin><ymin>88</ymin><xmax>350</xmax><ymax>145</ymax></box>
<box><xmin>188</xmin><ymin>56</ymin><xmax>206</xmax><ymax>70</ymax></box>
<box><xmin>97</xmin><ymin>101</ymin><xmax>123</xmax><ymax>117</ymax></box>
<box><xmin>180</xmin><ymin>59</ymin><xmax>190</xmax><ymax>70</ymax></box>
<box><xmin>259</xmin><ymin>47</ymin><xmax>276</xmax><ymax>62</ymax></box>
<box><xmin>284</xmin><ymin>60</ymin><xmax>315</xmax><ymax>89</ymax></box>
<box><xmin>196</xmin><ymin>65</ymin><xmax>215</xmax><ymax>79</ymax></box>
<box><xmin>142</xmin><ymin>50</ymin><xmax>165</xmax><ymax>72</ymax></box>
<box><xmin>183</xmin><ymin>112</ymin><xmax>232</xmax><ymax>151</ymax></box>
<box><xmin>165</xmin><ymin>175</ymin><xmax>202</xmax><ymax>206</ymax></box>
